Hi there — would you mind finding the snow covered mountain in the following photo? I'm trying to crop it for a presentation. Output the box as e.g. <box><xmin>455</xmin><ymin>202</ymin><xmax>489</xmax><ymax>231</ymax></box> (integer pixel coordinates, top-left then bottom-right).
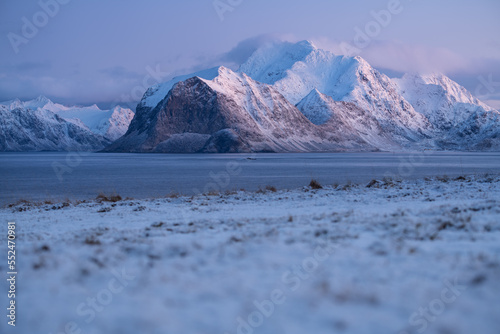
<box><xmin>0</xmin><ymin>97</ymin><xmax>134</xmax><ymax>151</ymax></box>
<box><xmin>105</xmin><ymin>67</ymin><xmax>374</xmax><ymax>153</ymax></box>
<box><xmin>5</xmin><ymin>41</ymin><xmax>495</xmax><ymax>153</ymax></box>
<box><xmin>56</xmin><ymin>105</ymin><xmax>134</xmax><ymax>141</ymax></box>
<box><xmin>239</xmin><ymin>40</ymin><xmax>432</xmax><ymax>143</ymax></box>
<box><xmin>1</xmin><ymin>96</ymin><xmax>134</xmax><ymax>141</ymax></box>
<box><xmin>105</xmin><ymin>40</ymin><xmax>499</xmax><ymax>153</ymax></box>
<box><xmin>394</xmin><ymin>73</ymin><xmax>500</xmax><ymax>149</ymax></box>
<box><xmin>0</xmin><ymin>104</ymin><xmax>109</xmax><ymax>151</ymax></box>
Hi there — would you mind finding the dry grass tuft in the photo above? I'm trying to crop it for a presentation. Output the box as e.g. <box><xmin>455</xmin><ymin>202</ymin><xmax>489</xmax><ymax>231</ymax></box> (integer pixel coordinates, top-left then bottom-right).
<box><xmin>96</xmin><ymin>193</ymin><xmax>122</xmax><ymax>203</ymax></box>
<box><xmin>309</xmin><ymin>179</ymin><xmax>323</xmax><ymax>190</ymax></box>
<box><xmin>265</xmin><ymin>185</ymin><xmax>278</xmax><ymax>192</ymax></box>
<box><xmin>205</xmin><ymin>191</ymin><xmax>220</xmax><ymax>197</ymax></box>
<box><xmin>84</xmin><ymin>236</ymin><xmax>101</xmax><ymax>245</ymax></box>
<box><xmin>436</xmin><ymin>175</ymin><xmax>450</xmax><ymax>183</ymax></box>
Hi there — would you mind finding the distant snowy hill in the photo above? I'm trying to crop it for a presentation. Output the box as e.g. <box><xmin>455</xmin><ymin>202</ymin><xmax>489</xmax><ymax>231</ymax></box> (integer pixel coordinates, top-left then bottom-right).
<box><xmin>0</xmin><ymin>97</ymin><xmax>134</xmax><ymax>151</ymax></box>
<box><xmin>0</xmin><ymin>104</ymin><xmax>109</xmax><ymax>151</ymax></box>
<box><xmin>56</xmin><ymin>105</ymin><xmax>134</xmax><ymax>141</ymax></box>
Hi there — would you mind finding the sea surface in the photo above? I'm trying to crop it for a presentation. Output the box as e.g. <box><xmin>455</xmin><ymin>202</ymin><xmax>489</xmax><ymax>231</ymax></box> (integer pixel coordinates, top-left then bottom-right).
<box><xmin>1</xmin><ymin>152</ymin><xmax>499</xmax><ymax>205</ymax></box>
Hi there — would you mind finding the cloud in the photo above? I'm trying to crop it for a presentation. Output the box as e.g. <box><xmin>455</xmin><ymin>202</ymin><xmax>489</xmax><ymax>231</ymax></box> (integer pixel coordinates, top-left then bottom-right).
<box><xmin>311</xmin><ymin>37</ymin><xmax>500</xmax><ymax>107</ymax></box>
<box><xmin>363</xmin><ymin>42</ymin><xmax>500</xmax><ymax>107</ymax></box>
<box><xmin>100</xmin><ymin>66</ymin><xmax>141</xmax><ymax>80</ymax></box>
<box><xmin>216</xmin><ymin>33</ymin><xmax>298</xmax><ymax>68</ymax></box>
<box><xmin>219</xmin><ymin>34</ymin><xmax>288</xmax><ymax>65</ymax></box>
<box><xmin>13</xmin><ymin>61</ymin><xmax>52</xmax><ymax>73</ymax></box>
<box><xmin>360</xmin><ymin>41</ymin><xmax>468</xmax><ymax>74</ymax></box>
<box><xmin>311</xmin><ymin>38</ymin><xmax>468</xmax><ymax>74</ymax></box>
<box><xmin>1</xmin><ymin>34</ymin><xmax>499</xmax><ymax>110</ymax></box>
<box><xmin>167</xmin><ymin>34</ymin><xmax>298</xmax><ymax>78</ymax></box>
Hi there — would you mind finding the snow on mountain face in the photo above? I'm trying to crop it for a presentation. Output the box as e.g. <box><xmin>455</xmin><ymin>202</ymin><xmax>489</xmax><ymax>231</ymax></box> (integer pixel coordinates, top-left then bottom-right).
<box><xmin>297</xmin><ymin>89</ymin><xmax>403</xmax><ymax>150</ymax></box>
<box><xmin>0</xmin><ymin>97</ymin><xmax>134</xmax><ymax>142</ymax></box>
<box><xmin>139</xmin><ymin>67</ymin><xmax>221</xmax><ymax>109</ymax></box>
<box><xmin>393</xmin><ymin>73</ymin><xmax>500</xmax><ymax>149</ymax></box>
<box><xmin>296</xmin><ymin>89</ymin><xmax>335</xmax><ymax>125</ymax></box>
<box><xmin>240</xmin><ymin>41</ymin><xmax>342</xmax><ymax>104</ymax></box>
<box><xmin>239</xmin><ymin>40</ymin><xmax>432</xmax><ymax>141</ymax></box>
<box><xmin>105</xmin><ymin>67</ymin><xmax>375</xmax><ymax>153</ymax></box>
<box><xmin>394</xmin><ymin>73</ymin><xmax>495</xmax><ymax>129</ymax></box>
<box><xmin>0</xmin><ymin>104</ymin><xmax>110</xmax><ymax>152</ymax></box>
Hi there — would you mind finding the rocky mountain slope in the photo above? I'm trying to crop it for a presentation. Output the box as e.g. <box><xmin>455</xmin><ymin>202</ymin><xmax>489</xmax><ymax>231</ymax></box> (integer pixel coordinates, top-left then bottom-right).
<box><xmin>296</xmin><ymin>89</ymin><xmax>403</xmax><ymax>150</ymax></box>
<box><xmin>105</xmin><ymin>67</ymin><xmax>374</xmax><ymax>153</ymax></box>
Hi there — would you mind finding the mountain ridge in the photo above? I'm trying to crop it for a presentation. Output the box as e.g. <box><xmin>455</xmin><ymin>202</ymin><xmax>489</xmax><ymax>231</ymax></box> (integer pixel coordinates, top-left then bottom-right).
<box><xmin>105</xmin><ymin>40</ymin><xmax>500</xmax><ymax>152</ymax></box>
<box><xmin>2</xmin><ymin>40</ymin><xmax>499</xmax><ymax>152</ymax></box>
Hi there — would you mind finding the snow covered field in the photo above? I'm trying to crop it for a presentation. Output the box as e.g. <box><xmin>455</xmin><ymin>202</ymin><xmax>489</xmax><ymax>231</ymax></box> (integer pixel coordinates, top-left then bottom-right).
<box><xmin>1</xmin><ymin>175</ymin><xmax>500</xmax><ymax>334</ymax></box>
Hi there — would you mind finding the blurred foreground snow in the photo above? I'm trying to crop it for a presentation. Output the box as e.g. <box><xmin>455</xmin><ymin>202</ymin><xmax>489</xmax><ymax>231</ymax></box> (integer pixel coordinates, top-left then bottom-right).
<box><xmin>1</xmin><ymin>175</ymin><xmax>499</xmax><ymax>334</ymax></box>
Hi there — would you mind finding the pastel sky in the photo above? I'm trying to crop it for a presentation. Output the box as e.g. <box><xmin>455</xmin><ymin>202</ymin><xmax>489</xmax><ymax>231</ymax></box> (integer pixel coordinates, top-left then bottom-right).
<box><xmin>1</xmin><ymin>0</ymin><xmax>499</xmax><ymax>109</ymax></box>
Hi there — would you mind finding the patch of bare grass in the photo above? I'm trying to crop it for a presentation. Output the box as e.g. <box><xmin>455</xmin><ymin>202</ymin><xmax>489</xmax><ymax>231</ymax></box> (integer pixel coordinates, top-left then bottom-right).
<box><xmin>96</xmin><ymin>193</ymin><xmax>122</xmax><ymax>203</ymax></box>
<box><xmin>309</xmin><ymin>179</ymin><xmax>323</xmax><ymax>190</ymax></box>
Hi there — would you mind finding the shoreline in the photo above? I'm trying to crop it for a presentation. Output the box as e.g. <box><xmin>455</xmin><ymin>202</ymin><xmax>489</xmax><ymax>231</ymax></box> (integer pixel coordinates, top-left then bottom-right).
<box><xmin>4</xmin><ymin>172</ymin><xmax>500</xmax><ymax>209</ymax></box>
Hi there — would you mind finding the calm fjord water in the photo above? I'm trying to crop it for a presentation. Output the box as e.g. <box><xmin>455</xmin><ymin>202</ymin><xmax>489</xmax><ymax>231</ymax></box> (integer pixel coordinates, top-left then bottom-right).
<box><xmin>1</xmin><ymin>152</ymin><xmax>499</xmax><ymax>205</ymax></box>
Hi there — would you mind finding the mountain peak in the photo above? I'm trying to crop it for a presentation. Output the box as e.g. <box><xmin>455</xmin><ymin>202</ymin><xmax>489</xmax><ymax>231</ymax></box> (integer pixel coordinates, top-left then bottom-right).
<box><xmin>305</xmin><ymin>88</ymin><xmax>326</xmax><ymax>100</ymax></box>
<box><xmin>353</xmin><ymin>56</ymin><xmax>373</xmax><ymax>69</ymax></box>
<box><xmin>33</xmin><ymin>95</ymin><xmax>53</xmax><ymax>105</ymax></box>
<box><xmin>216</xmin><ymin>65</ymin><xmax>231</xmax><ymax>75</ymax></box>
<box><xmin>296</xmin><ymin>89</ymin><xmax>336</xmax><ymax>125</ymax></box>
<box><xmin>140</xmin><ymin>66</ymin><xmax>221</xmax><ymax>109</ymax></box>
<box><xmin>296</xmin><ymin>40</ymin><xmax>317</xmax><ymax>50</ymax></box>
<box><xmin>238</xmin><ymin>40</ymin><xmax>319</xmax><ymax>85</ymax></box>
<box><xmin>298</xmin><ymin>88</ymin><xmax>330</xmax><ymax>107</ymax></box>
<box><xmin>22</xmin><ymin>95</ymin><xmax>55</xmax><ymax>110</ymax></box>
<box><xmin>35</xmin><ymin>95</ymin><xmax>51</xmax><ymax>102</ymax></box>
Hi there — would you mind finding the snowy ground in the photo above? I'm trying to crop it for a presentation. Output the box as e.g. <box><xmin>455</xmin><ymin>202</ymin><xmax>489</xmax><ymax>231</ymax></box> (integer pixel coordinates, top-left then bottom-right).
<box><xmin>1</xmin><ymin>175</ymin><xmax>500</xmax><ymax>334</ymax></box>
